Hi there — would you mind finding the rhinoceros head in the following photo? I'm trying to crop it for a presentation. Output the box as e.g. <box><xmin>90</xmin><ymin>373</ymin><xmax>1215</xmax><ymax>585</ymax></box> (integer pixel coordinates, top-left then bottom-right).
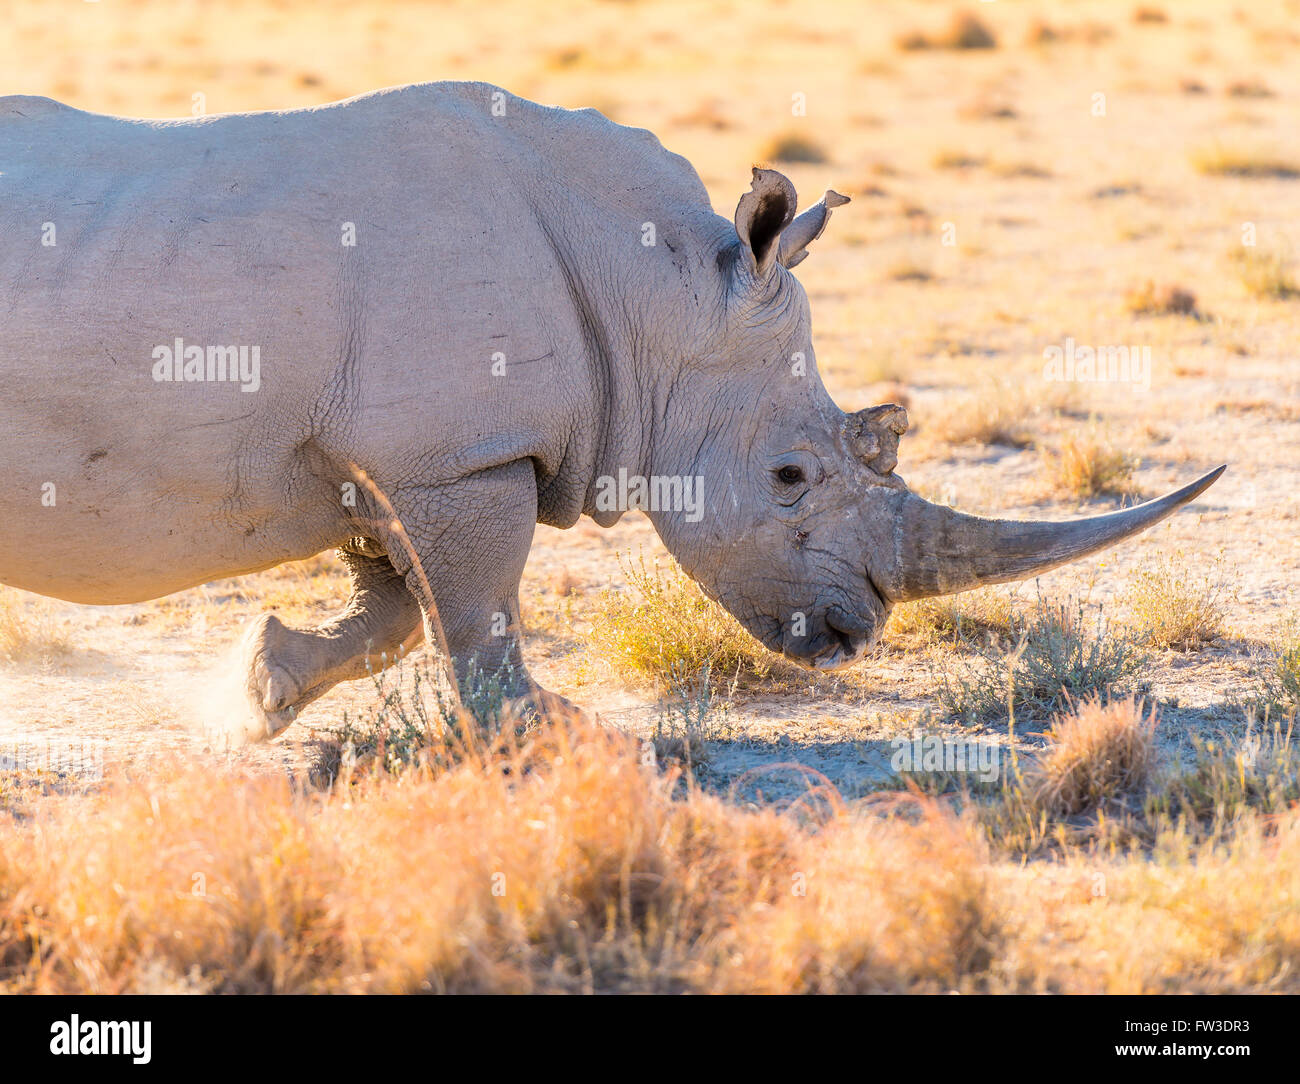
<box><xmin>644</xmin><ymin>168</ymin><xmax>1224</xmax><ymax>670</ymax></box>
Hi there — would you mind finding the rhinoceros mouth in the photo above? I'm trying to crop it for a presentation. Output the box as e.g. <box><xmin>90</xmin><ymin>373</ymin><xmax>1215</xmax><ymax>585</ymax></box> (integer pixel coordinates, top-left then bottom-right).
<box><xmin>768</xmin><ymin>599</ymin><xmax>883</xmax><ymax>671</ymax></box>
<box><xmin>811</xmin><ymin>604</ymin><xmax>879</xmax><ymax>669</ymax></box>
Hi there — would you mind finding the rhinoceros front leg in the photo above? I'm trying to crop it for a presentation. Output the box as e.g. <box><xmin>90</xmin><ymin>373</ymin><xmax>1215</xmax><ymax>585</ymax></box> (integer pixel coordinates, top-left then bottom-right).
<box><xmin>240</xmin><ymin>545</ymin><xmax>423</xmax><ymax>738</ymax></box>
<box><xmin>378</xmin><ymin>459</ymin><xmax>581</xmax><ymax>726</ymax></box>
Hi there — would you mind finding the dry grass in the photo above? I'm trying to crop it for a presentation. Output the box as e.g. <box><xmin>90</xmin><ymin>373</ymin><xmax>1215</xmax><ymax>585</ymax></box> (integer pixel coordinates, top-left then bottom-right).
<box><xmin>896</xmin><ymin>11</ymin><xmax>997</xmax><ymax>52</ymax></box>
<box><xmin>931</xmin><ymin>149</ymin><xmax>985</xmax><ymax>171</ymax></box>
<box><xmin>1023</xmin><ymin>18</ymin><xmax>1113</xmax><ymax>46</ymax></box>
<box><xmin>1041</xmin><ymin>430</ymin><xmax>1139</xmax><ymax>499</ymax></box>
<box><xmin>988</xmin><ymin>160</ymin><xmax>1053</xmax><ymax>180</ymax></box>
<box><xmin>4</xmin><ymin>707</ymin><xmax>1300</xmax><ymax>992</ymax></box>
<box><xmin>588</xmin><ymin>553</ymin><xmax>775</xmax><ymax>688</ymax></box>
<box><xmin>0</xmin><ymin>588</ymin><xmax>73</xmax><ymax>664</ymax></box>
<box><xmin>1024</xmin><ymin>697</ymin><xmax>1158</xmax><ymax>817</ymax></box>
<box><xmin>1230</xmin><ymin>247</ymin><xmax>1299</xmax><ymax>300</ymax></box>
<box><xmin>1124</xmin><ymin>550</ymin><xmax>1230</xmax><ymax>650</ymax></box>
<box><xmin>1153</xmin><ymin>714</ymin><xmax>1299</xmax><ymax>830</ymax></box>
<box><xmin>884</xmin><ymin>258</ymin><xmax>933</xmax><ymax>283</ymax></box>
<box><xmin>1123</xmin><ymin>280</ymin><xmax>1198</xmax><ymax>316</ymax></box>
<box><xmin>0</xmin><ymin>717</ymin><xmax>790</xmax><ymax>993</ymax></box>
<box><xmin>1253</xmin><ymin>624</ymin><xmax>1300</xmax><ymax>721</ymax></box>
<box><xmin>1190</xmin><ymin>145</ymin><xmax>1300</xmax><ymax>179</ymax></box>
<box><xmin>924</xmin><ymin>378</ymin><xmax>1077</xmax><ymax>450</ymax></box>
<box><xmin>759</xmin><ymin>131</ymin><xmax>828</xmax><ymax>165</ymax></box>
<box><xmin>884</xmin><ymin>588</ymin><xmax>1018</xmax><ymax>650</ymax></box>
<box><xmin>1225</xmin><ymin>78</ymin><xmax>1274</xmax><ymax>99</ymax></box>
<box><xmin>2</xmin><ymin>0</ymin><xmax>1298</xmax><ymax>996</ymax></box>
<box><xmin>925</xmin><ymin>380</ymin><xmax>1038</xmax><ymax>447</ymax></box>
<box><xmin>1131</xmin><ymin>5</ymin><xmax>1168</xmax><ymax>24</ymax></box>
<box><xmin>957</xmin><ymin>98</ymin><xmax>1017</xmax><ymax>121</ymax></box>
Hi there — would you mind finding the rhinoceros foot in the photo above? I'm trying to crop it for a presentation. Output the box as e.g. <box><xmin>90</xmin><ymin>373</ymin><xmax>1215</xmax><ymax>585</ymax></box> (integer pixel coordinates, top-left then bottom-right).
<box><xmin>504</xmin><ymin>686</ymin><xmax>591</xmax><ymax>728</ymax></box>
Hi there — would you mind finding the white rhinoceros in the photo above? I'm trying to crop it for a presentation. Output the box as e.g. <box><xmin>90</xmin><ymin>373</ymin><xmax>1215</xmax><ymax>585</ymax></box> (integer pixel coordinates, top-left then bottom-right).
<box><xmin>0</xmin><ymin>82</ymin><xmax>1222</xmax><ymax>735</ymax></box>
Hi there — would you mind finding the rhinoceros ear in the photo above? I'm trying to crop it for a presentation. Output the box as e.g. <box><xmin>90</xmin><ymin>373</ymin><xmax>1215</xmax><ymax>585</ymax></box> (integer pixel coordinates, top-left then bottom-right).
<box><xmin>734</xmin><ymin>168</ymin><xmax>797</xmax><ymax>278</ymax></box>
<box><xmin>778</xmin><ymin>190</ymin><xmax>850</xmax><ymax>269</ymax></box>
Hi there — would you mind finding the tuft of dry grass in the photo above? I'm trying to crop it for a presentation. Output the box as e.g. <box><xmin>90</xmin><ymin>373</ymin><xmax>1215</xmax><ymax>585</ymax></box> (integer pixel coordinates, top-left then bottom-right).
<box><xmin>931</xmin><ymin>149</ymin><xmax>985</xmax><ymax>171</ymax></box>
<box><xmin>896</xmin><ymin>10</ymin><xmax>997</xmax><ymax>51</ymax></box>
<box><xmin>0</xmin><ymin>587</ymin><xmax>73</xmax><ymax>663</ymax></box>
<box><xmin>1153</xmin><ymin>715</ymin><xmax>1299</xmax><ymax>828</ymax></box>
<box><xmin>925</xmin><ymin>379</ymin><xmax>1040</xmax><ymax>447</ymax></box>
<box><xmin>855</xmin><ymin>353</ymin><xmax>909</xmax><ymax>385</ymax></box>
<box><xmin>759</xmin><ymin>131</ymin><xmax>828</xmax><ymax>165</ymax></box>
<box><xmin>549</xmin><ymin>566</ymin><xmax>579</xmax><ymax>597</ymax></box>
<box><xmin>1023</xmin><ymin>18</ymin><xmax>1112</xmax><ymax>46</ymax></box>
<box><xmin>989</xmin><ymin>160</ymin><xmax>1053</xmax><ymax>179</ymax></box>
<box><xmin>1225</xmin><ymin>78</ymin><xmax>1273</xmax><ymax>99</ymax></box>
<box><xmin>1230</xmin><ymin>247</ymin><xmax>1299</xmax><ymax>300</ymax></box>
<box><xmin>1124</xmin><ymin>550</ymin><xmax>1229</xmax><ymax>649</ymax></box>
<box><xmin>957</xmin><ymin>98</ymin><xmax>1017</xmax><ymax>121</ymax></box>
<box><xmin>1190</xmin><ymin>145</ymin><xmax>1300</xmax><ymax>179</ymax></box>
<box><xmin>1132</xmin><ymin>5</ymin><xmax>1168</xmax><ymax>24</ymax></box>
<box><xmin>1026</xmin><ymin>697</ymin><xmax>1158</xmax><ymax>817</ymax></box>
<box><xmin>1123</xmin><ymin>280</ymin><xmax>1198</xmax><ymax>316</ymax></box>
<box><xmin>1041</xmin><ymin>429</ymin><xmax>1139</xmax><ymax>499</ymax></box>
<box><xmin>885</xmin><ymin>588</ymin><xmax>1018</xmax><ymax>650</ymax></box>
<box><xmin>588</xmin><ymin>553</ymin><xmax>774</xmax><ymax>688</ymax></box>
<box><xmin>884</xmin><ymin>258</ymin><xmax>933</xmax><ymax>283</ymax></box>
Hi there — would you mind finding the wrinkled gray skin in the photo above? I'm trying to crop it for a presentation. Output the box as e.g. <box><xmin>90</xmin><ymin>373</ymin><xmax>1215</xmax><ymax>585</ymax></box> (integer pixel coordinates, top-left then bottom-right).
<box><xmin>0</xmin><ymin>82</ymin><xmax>1223</xmax><ymax>738</ymax></box>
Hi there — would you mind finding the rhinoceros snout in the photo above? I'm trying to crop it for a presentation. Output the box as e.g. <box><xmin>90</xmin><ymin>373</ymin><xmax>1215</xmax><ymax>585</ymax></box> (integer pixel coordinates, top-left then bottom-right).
<box><xmin>772</xmin><ymin>604</ymin><xmax>882</xmax><ymax>671</ymax></box>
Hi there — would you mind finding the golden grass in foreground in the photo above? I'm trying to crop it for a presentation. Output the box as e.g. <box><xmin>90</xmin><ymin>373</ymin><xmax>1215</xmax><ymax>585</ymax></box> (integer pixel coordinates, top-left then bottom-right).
<box><xmin>2</xmin><ymin>711</ymin><xmax>1300</xmax><ymax>993</ymax></box>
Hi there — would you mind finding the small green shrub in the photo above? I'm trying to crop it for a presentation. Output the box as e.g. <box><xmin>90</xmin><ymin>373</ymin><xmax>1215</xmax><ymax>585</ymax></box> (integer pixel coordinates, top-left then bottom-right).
<box><xmin>1252</xmin><ymin>624</ymin><xmax>1300</xmax><ymax>721</ymax></box>
<box><xmin>318</xmin><ymin>654</ymin><xmax>522</xmax><ymax>780</ymax></box>
<box><xmin>936</xmin><ymin>593</ymin><xmax>1147</xmax><ymax>725</ymax></box>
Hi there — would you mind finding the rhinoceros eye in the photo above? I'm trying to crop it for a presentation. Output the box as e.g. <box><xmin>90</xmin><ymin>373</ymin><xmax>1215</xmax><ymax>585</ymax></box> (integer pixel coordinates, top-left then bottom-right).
<box><xmin>776</xmin><ymin>464</ymin><xmax>805</xmax><ymax>486</ymax></box>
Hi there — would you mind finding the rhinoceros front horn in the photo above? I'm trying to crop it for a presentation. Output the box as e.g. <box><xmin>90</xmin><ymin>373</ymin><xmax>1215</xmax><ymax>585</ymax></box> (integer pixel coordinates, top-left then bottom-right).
<box><xmin>874</xmin><ymin>465</ymin><xmax>1226</xmax><ymax>602</ymax></box>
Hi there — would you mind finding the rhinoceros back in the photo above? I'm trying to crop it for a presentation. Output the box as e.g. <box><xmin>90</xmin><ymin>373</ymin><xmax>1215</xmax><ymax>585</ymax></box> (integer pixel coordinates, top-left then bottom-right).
<box><xmin>0</xmin><ymin>83</ymin><xmax>714</xmax><ymax>603</ymax></box>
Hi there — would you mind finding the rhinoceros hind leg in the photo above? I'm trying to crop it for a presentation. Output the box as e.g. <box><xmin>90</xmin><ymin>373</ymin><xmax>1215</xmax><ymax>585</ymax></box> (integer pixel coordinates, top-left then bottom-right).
<box><xmin>240</xmin><ymin>548</ymin><xmax>423</xmax><ymax>739</ymax></box>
